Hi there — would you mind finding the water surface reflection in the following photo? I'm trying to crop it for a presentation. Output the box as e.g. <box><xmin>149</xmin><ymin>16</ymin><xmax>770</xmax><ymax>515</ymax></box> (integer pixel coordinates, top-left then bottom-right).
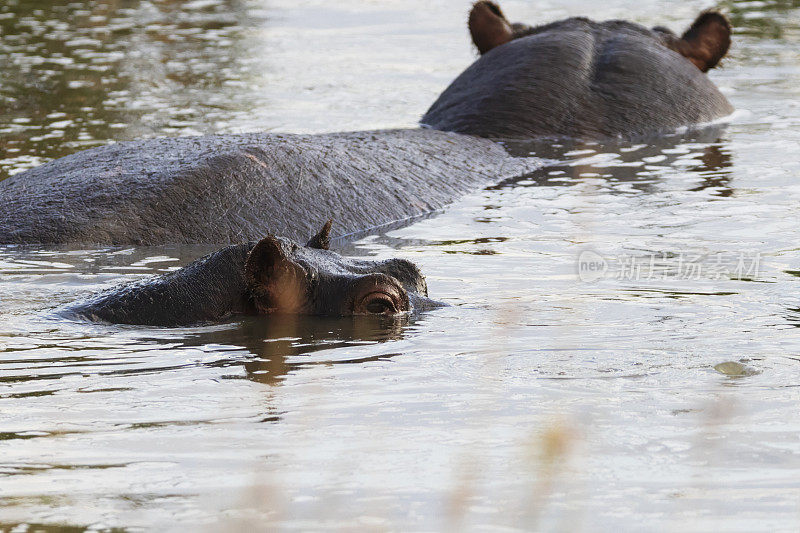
<box><xmin>498</xmin><ymin>127</ymin><xmax>733</xmax><ymax>196</ymax></box>
<box><xmin>0</xmin><ymin>0</ymin><xmax>265</xmax><ymax>178</ymax></box>
<box><xmin>176</xmin><ymin>314</ymin><xmax>411</xmax><ymax>385</ymax></box>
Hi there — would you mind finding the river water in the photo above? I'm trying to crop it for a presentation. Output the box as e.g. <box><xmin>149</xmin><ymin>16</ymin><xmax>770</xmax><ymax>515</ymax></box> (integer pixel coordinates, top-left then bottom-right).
<box><xmin>1</xmin><ymin>0</ymin><xmax>799</xmax><ymax>530</ymax></box>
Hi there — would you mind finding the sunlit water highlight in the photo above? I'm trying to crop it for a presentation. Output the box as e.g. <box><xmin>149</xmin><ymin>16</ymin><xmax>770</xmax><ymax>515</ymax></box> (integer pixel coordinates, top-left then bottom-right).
<box><xmin>1</xmin><ymin>0</ymin><xmax>800</xmax><ymax>530</ymax></box>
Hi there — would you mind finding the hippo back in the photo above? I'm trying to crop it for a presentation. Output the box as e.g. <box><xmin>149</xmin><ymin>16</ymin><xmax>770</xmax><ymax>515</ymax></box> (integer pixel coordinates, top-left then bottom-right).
<box><xmin>422</xmin><ymin>18</ymin><xmax>733</xmax><ymax>140</ymax></box>
<box><xmin>0</xmin><ymin>129</ymin><xmax>541</xmax><ymax>246</ymax></box>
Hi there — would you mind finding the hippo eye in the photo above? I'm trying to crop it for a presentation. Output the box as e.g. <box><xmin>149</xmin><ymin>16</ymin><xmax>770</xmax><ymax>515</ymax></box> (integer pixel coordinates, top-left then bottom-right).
<box><xmin>362</xmin><ymin>293</ymin><xmax>398</xmax><ymax>315</ymax></box>
<box><xmin>350</xmin><ymin>274</ymin><xmax>409</xmax><ymax>316</ymax></box>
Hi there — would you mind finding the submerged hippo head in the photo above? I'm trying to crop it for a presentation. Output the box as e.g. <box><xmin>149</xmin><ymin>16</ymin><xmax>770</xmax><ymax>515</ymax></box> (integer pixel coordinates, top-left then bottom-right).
<box><xmin>66</xmin><ymin>222</ymin><xmax>436</xmax><ymax>326</ymax></box>
<box><xmin>244</xmin><ymin>221</ymin><xmax>430</xmax><ymax>317</ymax></box>
<box><xmin>422</xmin><ymin>1</ymin><xmax>734</xmax><ymax>140</ymax></box>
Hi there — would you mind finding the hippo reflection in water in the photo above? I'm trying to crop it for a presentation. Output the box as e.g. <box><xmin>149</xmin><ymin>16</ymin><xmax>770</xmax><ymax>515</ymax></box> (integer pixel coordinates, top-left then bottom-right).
<box><xmin>0</xmin><ymin>2</ymin><xmax>734</xmax><ymax>246</ymax></box>
<box><xmin>64</xmin><ymin>222</ymin><xmax>437</xmax><ymax>327</ymax></box>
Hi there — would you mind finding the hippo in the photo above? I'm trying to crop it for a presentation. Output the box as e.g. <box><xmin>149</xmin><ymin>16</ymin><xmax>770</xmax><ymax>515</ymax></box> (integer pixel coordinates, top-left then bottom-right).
<box><xmin>62</xmin><ymin>222</ymin><xmax>437</xmax><ymax>327</ymax></box>
<box><xmin>0</xmin><ymin>130</ymin><xmax>539</xmax><ymax>246</ymax></box>
<box><xmin>0</xmin><ymin>3</ymin><xmax>733</xmax><ymax>246</ymax></box>
<box><xmin>422</xmin><ymin>1</ymin><xmax>733</xmax><ymax>139</ymax></box>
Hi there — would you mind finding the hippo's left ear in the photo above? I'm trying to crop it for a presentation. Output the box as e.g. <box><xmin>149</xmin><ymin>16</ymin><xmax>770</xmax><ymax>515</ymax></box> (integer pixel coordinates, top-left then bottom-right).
<box><xmin>469</xmin><ymin>1</ymin><xmax>513</xmax><ymax>55</ymax></box>
<box><xmin>245</xmin><ymin>236</ymin><xmax>309</xmax><ymax>313</ymax></box>
<box><xmin>677</xmin><ymin>12</ymin><xmax>731</xmax><ymax>72</ymax></box>
<box><xmin>306</xmin><ymin>219</ymin><xmax>332</xmax><ymax>250</ymax></box>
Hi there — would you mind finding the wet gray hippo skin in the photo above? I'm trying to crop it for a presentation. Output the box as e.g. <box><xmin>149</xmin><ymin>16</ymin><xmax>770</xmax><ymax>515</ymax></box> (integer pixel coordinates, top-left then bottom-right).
<box><xmin>422</xmin><ymin>1</ymin><xmax>733</xmax><ymax>139</ymax></box>
<box><xmin>0</xmin><ymin>129</ymin><xmax>539</xmax><ymax>246</ymax></box>
<box><xmin>0</xmin><ymin>3</ymin><xmax>733</xmax><ymax>246</ymax></box>
<box><xmin>64</xmin><ymin>223</ymin><xmax>436</xmax><ymax>327</ymax></box>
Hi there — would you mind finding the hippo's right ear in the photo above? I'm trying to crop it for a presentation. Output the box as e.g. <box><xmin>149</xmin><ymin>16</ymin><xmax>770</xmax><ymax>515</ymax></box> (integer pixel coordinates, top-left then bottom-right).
<box><xmin>677</xmin><ymin>12</ymin><xmax>731</xmax><ymax>72</ymax></box>
<box><xmin>469</xmin><ymin>1</ymin><xmax>513</xmax><ymax>55</ymax></box>
<box><xmin>245</xmin><ymin>236</ymin><xmax>308</xmax><ymax>313</ymax></box>
<box><xmin>306</xmin><ymin>219</ymin><xmax>332</xmax><ymax>250</ymax></box>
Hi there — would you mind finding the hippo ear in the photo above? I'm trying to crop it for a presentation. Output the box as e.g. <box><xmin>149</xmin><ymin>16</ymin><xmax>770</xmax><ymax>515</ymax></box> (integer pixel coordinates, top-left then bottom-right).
<box><xmin>245</xmin><ymin>236</ymin><xmax>308</xmax><ymax>313</ymax></box>
<box><xmin>677</xmin><ymin>12</ymin><xmax>731</xmax><ymax>72</ymax></box>
<box><xmin>306</xmin><ymin>219</ymin><xmax>332</xmax><ymax>250</ymax></box>
<box><xmin>469</xmin><ymin>1</ymin><xmax>513</xmax><ymax>55</ymax></box>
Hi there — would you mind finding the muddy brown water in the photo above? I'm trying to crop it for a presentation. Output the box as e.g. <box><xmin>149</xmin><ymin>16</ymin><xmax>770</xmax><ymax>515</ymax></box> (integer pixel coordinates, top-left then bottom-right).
<box><xmin>1</xmin><ymin>0</ymin><xmax>800</xmax><ymax>530</ymax></box>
